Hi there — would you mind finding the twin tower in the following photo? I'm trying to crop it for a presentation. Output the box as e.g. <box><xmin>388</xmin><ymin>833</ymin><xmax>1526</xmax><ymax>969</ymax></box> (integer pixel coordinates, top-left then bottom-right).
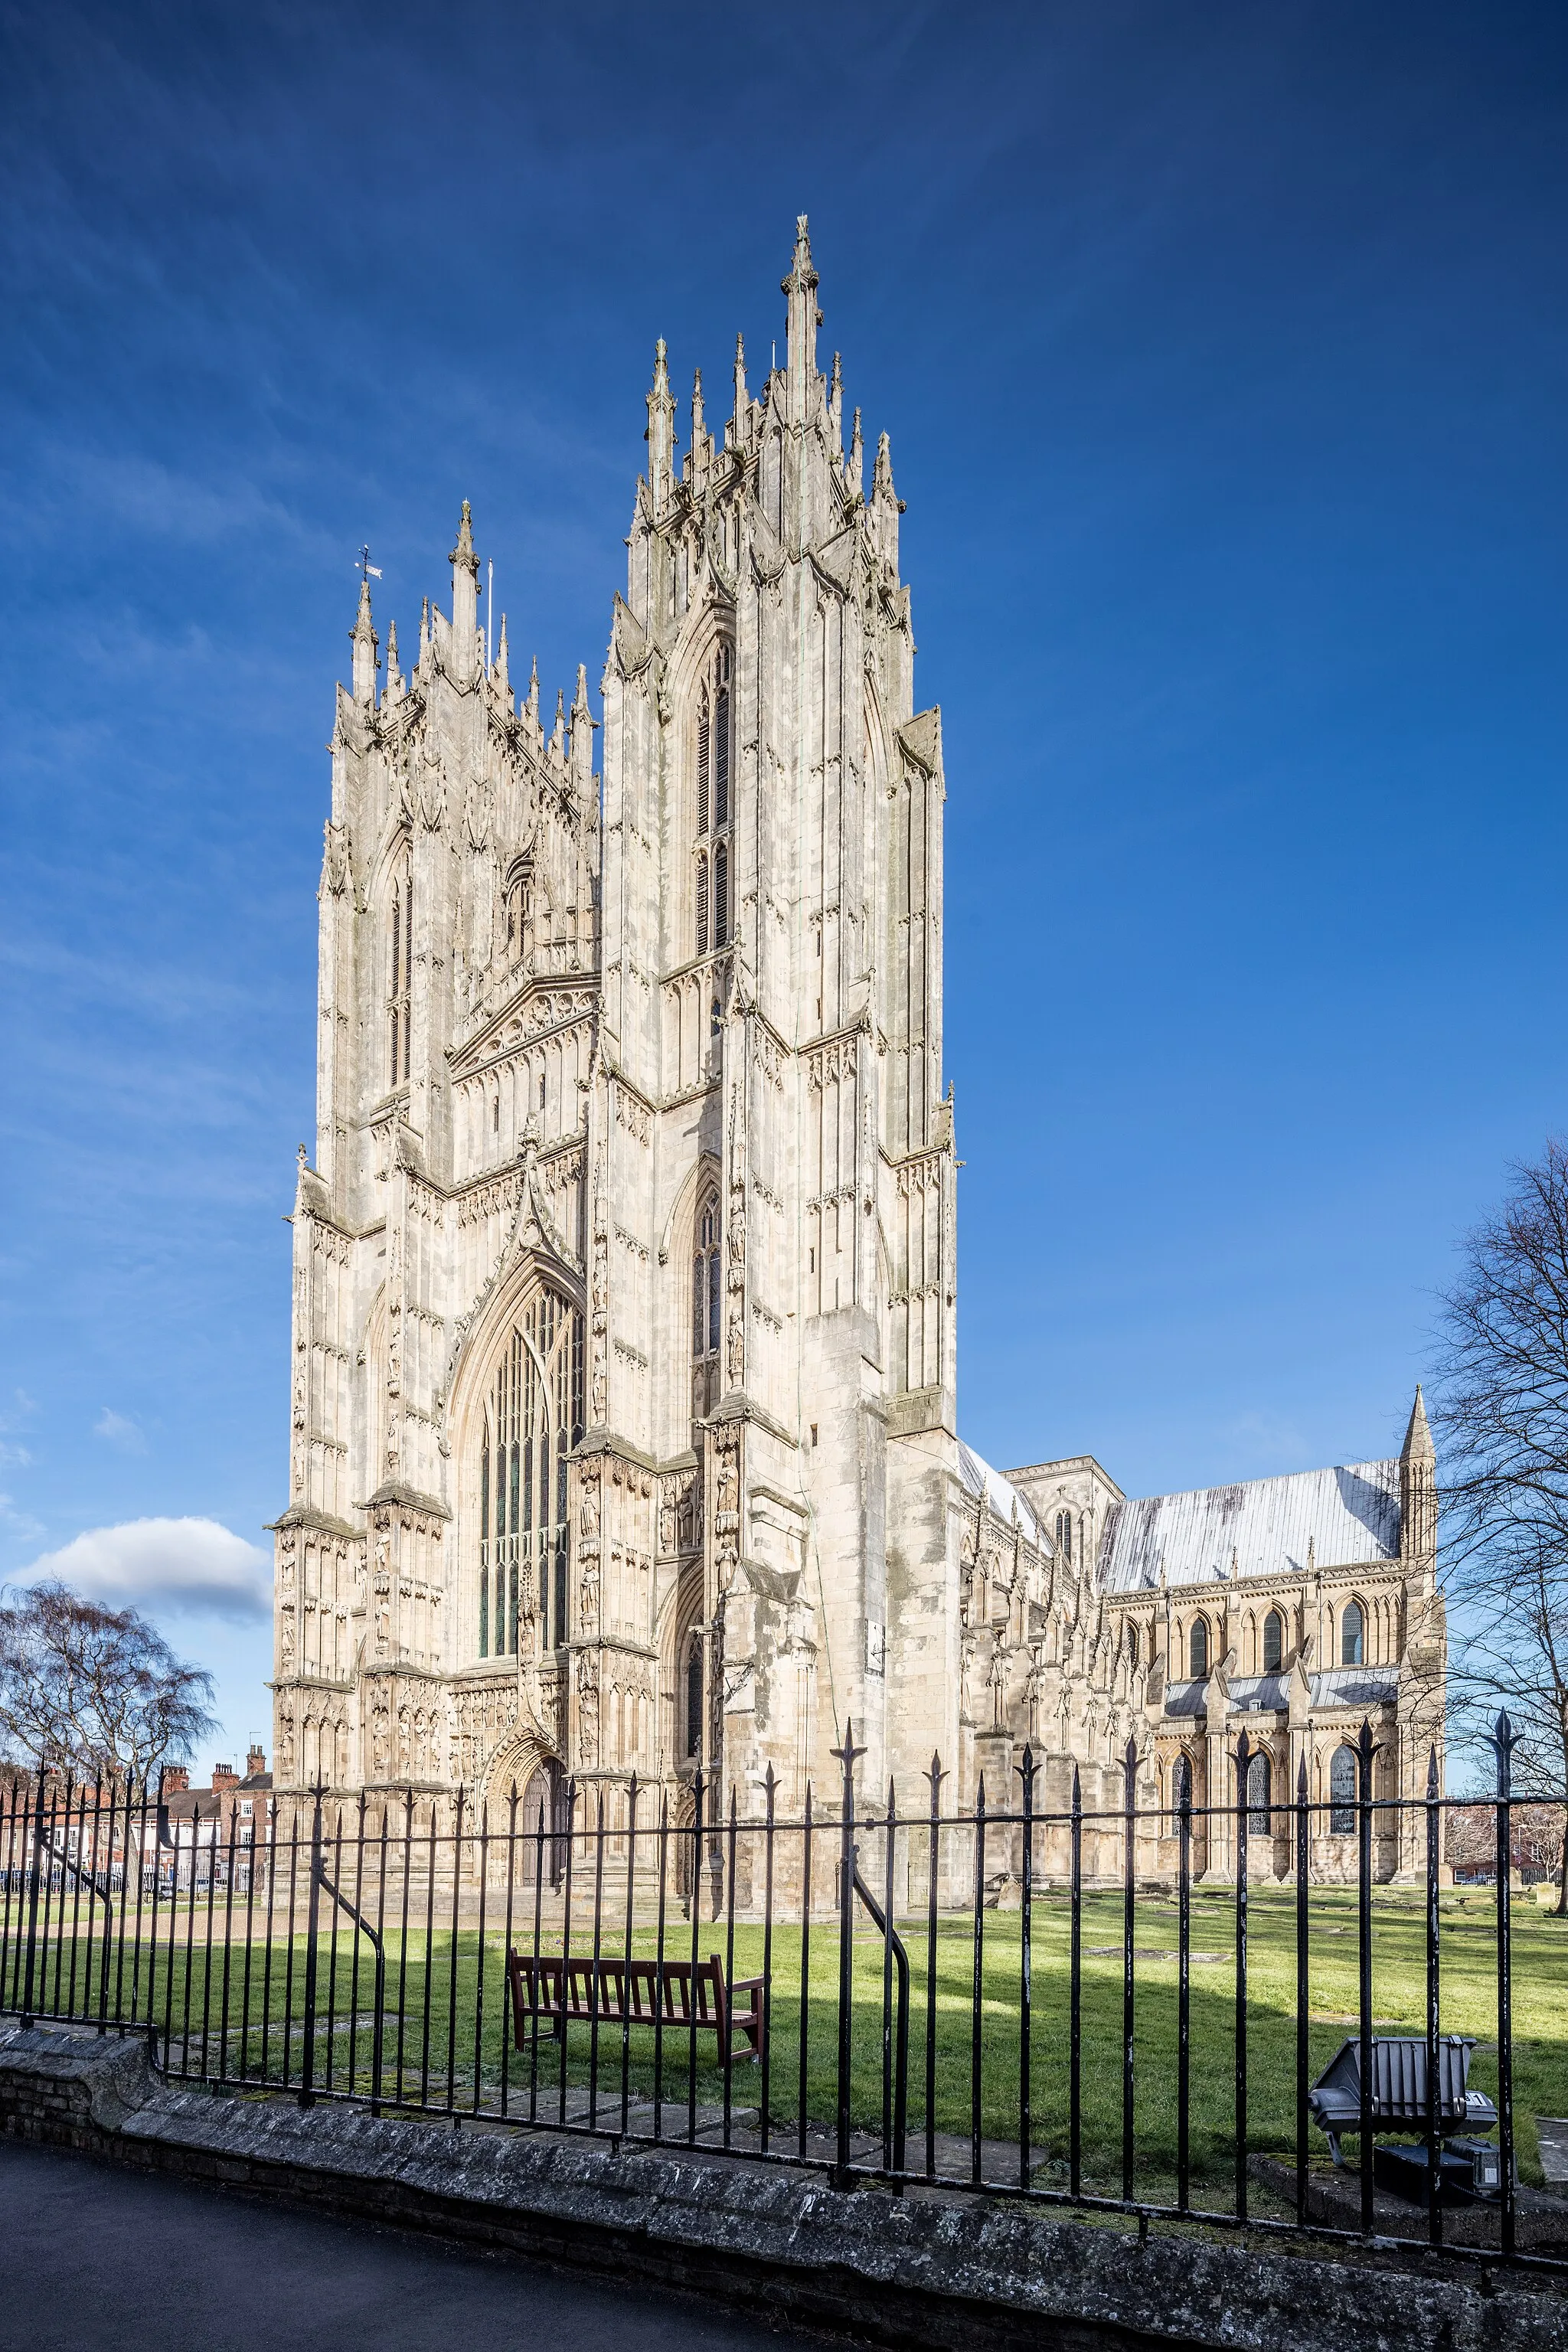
<box><xmin>272</xmin><ymin>222</ymin><xmax>962</xmax><ymax>1827</ymax></box>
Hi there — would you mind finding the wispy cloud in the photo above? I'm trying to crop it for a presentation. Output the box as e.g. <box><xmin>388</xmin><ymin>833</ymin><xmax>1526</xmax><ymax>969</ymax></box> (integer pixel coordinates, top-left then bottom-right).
<box><xmin>18</xmin><ymin>1517</ymin><xmax>271</xmax><ymax>1623</ymax></box>
<box><xmin>93</xmin><ymin>1406</ymin><xmax>146</xmax><ymax>1454</ymax></box>
<box><xmin>0</xmin><ymin>1494</ymin><xmax>45</xmax><ymax>1547</ymax></box>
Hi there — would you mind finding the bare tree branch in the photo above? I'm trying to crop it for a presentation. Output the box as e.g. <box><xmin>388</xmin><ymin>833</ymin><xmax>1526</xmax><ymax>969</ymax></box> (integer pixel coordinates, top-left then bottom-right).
<box><xmin>0</xmin><ymin>1581</ymin><xmax>217</xmax><ymax>1781</ymax></box>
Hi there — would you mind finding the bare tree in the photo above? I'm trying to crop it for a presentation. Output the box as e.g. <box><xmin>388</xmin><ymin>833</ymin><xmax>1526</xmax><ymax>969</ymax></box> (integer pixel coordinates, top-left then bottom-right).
<box><xmin>0</xmin><ymin>1581</ymin><xmax>217</xmax><ymax>1784</ymax></box>
<box><xmin>1432</xmin><ymin>1141</ymin><xmax>1568</xmax><ymax>1913</ymax></box>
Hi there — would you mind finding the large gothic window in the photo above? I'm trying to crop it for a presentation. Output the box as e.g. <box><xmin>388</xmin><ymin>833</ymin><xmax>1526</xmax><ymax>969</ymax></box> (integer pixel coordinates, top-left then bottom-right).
<box><xmin>477</xmin><ymin>1286</ymin><xmax>584</xmax><ymax>1660</ymax></box>
<box><xmin>693</xmin><ymin>646</ymin><xmax>733</xmax><ymax>955</ymax></box>
<box><xmin>1340</xmin><ymin>1599</ymin><xmax>1365</xmax><ymax>1666</ymax></box>
<box><xmin>388</xmin><ymin>859</ymin><xmax>413</xmax><ymax>1086</ymax></box>
<box><xmin>692</xmin><ymin>1188</ymin><xmax>721</xmax><ymax>1362</ymax></box>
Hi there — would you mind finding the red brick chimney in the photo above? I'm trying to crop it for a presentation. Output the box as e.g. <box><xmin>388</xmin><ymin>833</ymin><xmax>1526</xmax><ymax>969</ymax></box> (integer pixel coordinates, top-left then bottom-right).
<box><xmin>162</xmin><ymin>1764</ymin><xmax>190</xmax><ymax>1794</ymax></box>
<box><xmin>246</xmin><ymin>1744</ymin><xmax>266</xmax><ymax>1778</ymax></box>
<box><xmin>212</xmin><ymin>1763</ymin><xmax>237</xmax><ymax>1793</ymax></box>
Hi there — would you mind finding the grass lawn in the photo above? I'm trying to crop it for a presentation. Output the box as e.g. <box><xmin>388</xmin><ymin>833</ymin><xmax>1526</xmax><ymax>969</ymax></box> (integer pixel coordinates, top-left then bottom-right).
<box><xmin>46</xmin><ymin>1882</ymin><xmax>1565</xmax><ymax>2196</ymax></box>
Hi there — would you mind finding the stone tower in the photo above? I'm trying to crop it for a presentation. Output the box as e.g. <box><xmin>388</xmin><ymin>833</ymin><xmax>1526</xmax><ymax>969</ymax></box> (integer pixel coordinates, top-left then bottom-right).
<box><xmin>271</xmin><ymin>220</ymin><xmax>962</xmax><ymax>1823</ymax></box>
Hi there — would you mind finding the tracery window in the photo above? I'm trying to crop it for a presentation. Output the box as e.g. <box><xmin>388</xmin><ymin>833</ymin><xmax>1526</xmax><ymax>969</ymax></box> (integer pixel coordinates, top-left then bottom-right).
<box><xmin>477</xmin><ymin>1285</ymin><xmax>584</xmax><ymax>1660</ymax></box>
<box><xmin>693</xmin><ymin>645</ymin><xmax>733</xmax><ymax>955</ymax></box>
<box><xmin>1329</xmin><ymin>1742</ymin><xmax>1358</xmax><ymax>1834</ymax></box>
<box><xmin>1054</xmin><ymin>1510</ymin><xmax>1073</xmax><ymax>1564</ymax></box>
<box><xmin>388</xmin><ymin>860</ymin><xmax>413</xmax><ymax>1086</ymax></box>
<box><xmin>1263</xmin><ymin>1609</ymin><xmax>1284</xmax><ymax>1674</ymax></box>
<box><xmin>1245</xmin><ymin>1749</ymin><xmax>1272</xmax><ymax>1836</ymax></box>
<box><xmin>1188</xmin><ymin>1616</ymin><xmax>1209</xmax><ymax>1679</ymax></box>
<box><xmin>1341</xmin><ymin>1599</ymin><xmax>1365</xmax><ymax>1667</ymax></box>
<box><xmin>692</xmin><ymin>1188</ymin><xmax>721</xmax><ymax>1362</ymax></box>
<box><xmin>1172</xmin><ymin>1753</ymin><xmax>1194</xmax><ymax>1815</ymax></box>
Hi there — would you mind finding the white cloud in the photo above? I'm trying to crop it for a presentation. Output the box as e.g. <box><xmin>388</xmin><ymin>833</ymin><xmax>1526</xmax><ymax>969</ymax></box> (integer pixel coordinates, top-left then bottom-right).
<box><xmin>0</xmin><ymin>1494</ymin><xmax>45</xmax><ymax>1547</ymax></box>
<box><xmin>93</xmin><ymin>1406</ymin><xmax>147</xmax><ymax>1453</ymax></box>
<box><xmin>18</xmin><ymin>1517</ymin><xmax>271</xmax><ymax>1623</ymax></box>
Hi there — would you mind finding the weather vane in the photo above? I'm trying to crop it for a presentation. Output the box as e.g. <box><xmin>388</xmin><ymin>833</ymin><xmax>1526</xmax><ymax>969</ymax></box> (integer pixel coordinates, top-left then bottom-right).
<box><xmin>354</xmin><ymin>544</ymin><xmax>382</xmax><ymax>583</ymax></box>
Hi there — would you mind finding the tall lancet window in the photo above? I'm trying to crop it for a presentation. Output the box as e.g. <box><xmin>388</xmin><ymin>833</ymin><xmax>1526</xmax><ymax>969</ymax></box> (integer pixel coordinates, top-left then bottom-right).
<box><xmin>693</xmin><ymin>1189</ymin><xmax>721</xmax><ymax>1362</ymax></box>
<box><xmin>477</xmin><ymin>1285</ymin><xmax>584</xmax><ymax>1661</ymax></box>
<box><xmin>504</xmin><ymin>858</ymin><xmax>532</xmax><ymax>962</ymax></box>
<box><xmin>388</xmin><ymin>859</ymin><xmax>413</xmax><ymax>1086</ymax></box>
<box><xmin>693</xmin><ymin>645</ymin><xmax>733</xmax><ymax>955</ymax></box>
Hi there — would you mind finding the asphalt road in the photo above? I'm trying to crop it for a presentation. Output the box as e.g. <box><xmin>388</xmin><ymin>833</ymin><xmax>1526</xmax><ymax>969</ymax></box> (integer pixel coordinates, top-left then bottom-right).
<box><xmin>0</xmin><ymin>2139</ymin><xmax>820</xmax><ymax>2352</ymax></box>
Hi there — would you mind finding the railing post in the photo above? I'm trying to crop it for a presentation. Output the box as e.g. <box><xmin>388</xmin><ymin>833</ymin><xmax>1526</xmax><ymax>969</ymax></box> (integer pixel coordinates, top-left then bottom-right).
<box><xmin>1122</xmin><ymin>1733</ymin><xmax>1138</xmax><ymax>2206</ymax></box>
<box><xmin>1234</xmin><ymin>1728</ymin><xmax>1250</xmax><ymax>2223</ymax></box>
<box><xmin>831</xmin><ymin>1721</ymin><xmax>864</xmax><ymax>2187</ymax></box>
<box><xmin>299</xmin><ymin>1784</ymin><xmax>324</xmax><ymax>2111</ymax></box>
<box><xmin>1356</xmin><ymin>1716</ymin><xmax>1377</xmax><ymax>2236</ymax></box>
<box><xmin>1424</xmin><ymin>1744</ymin><xmax>1442</xmax><ymax>2249</ymax></box>
<box><xmin>1294</xmin><ymin>1753</ymin><xmax>1309</xmax><ymax>2229</ymax></box>
<box><xmin>1490</xmin><ymin>1710</ymin><xmax>1520</xmax><ymax>2256</ymax></box>
<box><xmin>1017</xmin><ymin>1743</ymin><xmax>1034</xmax><ymax>2194</ymax></box>
<box><xmin>1178</xmin><ymin>1761</ymin><xmax>1192</xmax><ymax>2213</ymax></box>
<box><xmin>18</xmin><ymin>1770</ymin><xmax>45</xmax><ymax>2030</ymax></box>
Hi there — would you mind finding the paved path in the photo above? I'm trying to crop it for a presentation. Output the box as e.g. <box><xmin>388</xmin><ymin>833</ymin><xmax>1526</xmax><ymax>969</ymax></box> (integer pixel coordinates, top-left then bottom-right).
<box><xmin>0</xmin><ymin>2138</ymin><xmax>822</xmax><ymax>2352</ymax></box>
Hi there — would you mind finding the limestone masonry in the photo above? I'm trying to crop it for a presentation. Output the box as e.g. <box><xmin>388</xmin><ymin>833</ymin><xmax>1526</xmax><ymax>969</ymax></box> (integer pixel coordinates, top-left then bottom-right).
<box><xmin>272</xmin><ymin>220</ymin><xmax>1445</xmax><ymax>1877</ymax></box>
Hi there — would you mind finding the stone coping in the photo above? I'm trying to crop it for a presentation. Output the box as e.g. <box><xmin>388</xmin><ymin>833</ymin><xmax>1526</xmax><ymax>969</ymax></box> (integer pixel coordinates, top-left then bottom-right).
<box><xmin>1</xmin><ymin>2020</ymin><xmax>1565</xmax><ymax>2352</ymax></box>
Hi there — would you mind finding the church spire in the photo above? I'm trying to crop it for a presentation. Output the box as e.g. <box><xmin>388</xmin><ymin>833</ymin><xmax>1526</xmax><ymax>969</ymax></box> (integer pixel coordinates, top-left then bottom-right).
<box><xmin>732</xmin><ymin>332</ymin><xmax>749</xmax><ymax>445</ymax></box>
<box><xmin>848</xmin><ymin>406</ymin><xmax>864</xmax><ymax>499</ymax></box>
<box><xmin>351</xmin><ymin>576</ymin><xmax>378</xmax><ymax>707</ymax></box>
<box><xmin>782</xmin><ymin>214</ymin><xmax>820</xmax><ymax>421</ymax></box>
<box><xmin>689</xmin><ymin>368</ymin><xmax>705</xmax><ymax>472</ymax></box>
<box><xmin>449</xmin><ymin>499</ymin><xmax>479</xmax><ymax>684</ymax></box>
<box><xmin>645</xmin><ymin>338</ymin><xmax>675</xmax><ymax>505</ymax></box>
<box><xmin>527</xmin><ymin>654</ymin><xmax>540</xmax><ymax>728</ymax></box>
<box><xmin>384</xmin><ymin>617</ymin><xmax>403</xmax><ymax>706</ymax></box>
<box><xmin>570</xmin><ymin>662</ymin><xmax>596</xmax><ymax>793</ymax></box>
<box><xmin>494</xmin><ymin>612</ymin><xmax>510</xmax><ymax>696</ymax></box>
<box><xmin>828</xmin><ymin>351</ymin><xmax>843</xmax><ymax>453</ymax></box>
<box><xmin>1401</xmin><ymin>1382</ymin><xmax>1435</xmax><ymax>1465</ymax></box>
<box><xmin>1400</xmin><ymin>1384</ymin><xmax>1438</xmax><ymax>1581</ymax></box>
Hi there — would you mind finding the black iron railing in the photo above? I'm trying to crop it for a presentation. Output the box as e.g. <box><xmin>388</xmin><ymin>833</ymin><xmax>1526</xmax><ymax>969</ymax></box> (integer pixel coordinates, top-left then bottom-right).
<box><xmin>0</xmin><ymin>1713</ymin><xmax>1557</xmax><ymax>2273</ymax></box>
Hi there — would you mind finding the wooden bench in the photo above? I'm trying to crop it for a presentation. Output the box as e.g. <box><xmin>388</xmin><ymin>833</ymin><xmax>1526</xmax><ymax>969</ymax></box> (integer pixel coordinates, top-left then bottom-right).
<box><xmin>506</xmin><ymin>1951</ymin><xmax>766</xmax><ymax>2069</ymax></box>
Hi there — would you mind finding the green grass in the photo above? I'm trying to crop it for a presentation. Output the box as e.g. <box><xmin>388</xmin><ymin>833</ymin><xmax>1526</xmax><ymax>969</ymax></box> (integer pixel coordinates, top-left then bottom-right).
<box><xmin>11</xmin><ymin>1886</ymin><xmax>1565</xmax><ymax>2194</ymax></box>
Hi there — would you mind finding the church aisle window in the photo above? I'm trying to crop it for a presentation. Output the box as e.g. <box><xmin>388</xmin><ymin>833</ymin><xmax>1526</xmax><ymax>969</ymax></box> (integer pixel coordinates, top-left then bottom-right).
<box><xmin>476</xmin><ymin>1285</ymin><xmax>584</xmax><ymax>1660</ymax></box>
<box><xmin>1187</xmin><ymin>1616</ymin><xmax>1209</xmax><ymax>1678</ymax></box>
<box><xmin>1340</xmin><ymin>1599</ymin><xmax>1365</xmax><ymax>1666</ymax></box>
<box><xmin>1329</xmin><ymin>1742</ymin><xmax>1358</xmax><ymax>1834</ymax></box>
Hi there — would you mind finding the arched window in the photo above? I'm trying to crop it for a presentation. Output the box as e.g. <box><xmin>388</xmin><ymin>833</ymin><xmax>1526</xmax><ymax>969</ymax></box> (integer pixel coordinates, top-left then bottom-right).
<box><xmin>693</xmin><ymin>646</ymin><xmax>733</xmax><ymax>956</ymax></box>
<box><xmin>1246</xmin><ymin>1749</ymin><xmax>1272</xmax><ymax>1835</ymax></box>
<box><xmin>1054</xmin><ymin>1510</ymin><xmax>1073</xmax><ymax>1565</ymax></box>
<box><xmin>1263</xmin><ymin>1609</ymin><xmax>1284</xmax><ymax>1674</ymax></box>
<box><xmin>693</xmin><ymin>1188</ymin><xmax>721</xmax><ymax>1361</ymax></box>
<box><xmin>1188</xmin><ymin>1617</ymin><xmax>1209</xmax><ymax>1679</ymax></box>
<box><xmin>1172</xmin><ymin>1753</ymin><xmax>1194</xmax><ymax>1815</ymax></box>
<box><xmin>1341</xmin><ymin>1599</ymin><xmax>1365</xmax><ymax>1667</ymax></box>
<box><xmin>504</xmin><ymin>859</ymin><xmax>532</xmax><ymax>960</ymax></box>
<box><xmin>388</xmin><ymin>861</ymin><xmax>413</xmax><ymax>1086</ymax></box>
<box><xmin>713</xmin><ymin>840</ymin><xmax>729</xmax><ymax>949</ymax></box>
<box><xmin>477</xmin><ymin>1285</ymin><xmax>584</xmax><ymax>1660</ymax></box>
<box><xmin>1329</xmin><ymin>1743</ymin><xmax>1358</xmax><ymax>1834</ymax></box>
<box><xmin>1126</xmin><ymin>1623</ymin><xmax>1139</xmax><ymax>1668</ymax></box>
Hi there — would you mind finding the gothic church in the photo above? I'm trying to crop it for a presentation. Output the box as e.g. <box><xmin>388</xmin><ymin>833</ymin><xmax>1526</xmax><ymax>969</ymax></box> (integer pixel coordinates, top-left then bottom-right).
<box><xmin>273</xmin><ymin>222</ymin><xmax>1445</xmax><ymax>1877</ymax></box>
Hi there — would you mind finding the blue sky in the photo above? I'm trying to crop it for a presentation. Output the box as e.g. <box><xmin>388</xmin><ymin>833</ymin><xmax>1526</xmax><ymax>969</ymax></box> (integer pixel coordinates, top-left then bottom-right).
<box><xmin>2</xmin><ymin>2</ymin><xmax>1564</xmax><ymax>1771</ymax></box>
